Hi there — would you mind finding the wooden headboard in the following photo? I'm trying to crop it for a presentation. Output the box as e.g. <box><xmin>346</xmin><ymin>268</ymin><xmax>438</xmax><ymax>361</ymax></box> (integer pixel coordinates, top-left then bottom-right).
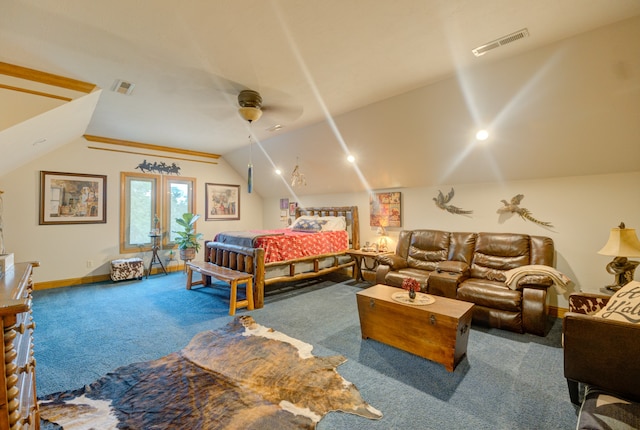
<box><xmin>295</xmin><ymin>205</ymin><xmax>360</xmax><ymax>250</ymax></box>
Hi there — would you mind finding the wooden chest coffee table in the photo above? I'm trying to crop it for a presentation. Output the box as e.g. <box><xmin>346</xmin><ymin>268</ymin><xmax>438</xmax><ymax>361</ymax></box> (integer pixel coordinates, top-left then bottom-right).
<box><xmin>356</xmin><ymin>284</ymin><xmax>474</xmax><ymax>372</ymax></box>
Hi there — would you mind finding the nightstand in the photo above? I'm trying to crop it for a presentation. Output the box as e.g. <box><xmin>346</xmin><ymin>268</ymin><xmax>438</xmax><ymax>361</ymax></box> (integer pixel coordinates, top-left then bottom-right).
<box><xmin>346</xmin><ymin>249</ymin><xmax>393</xmax><ymax>282</ymax></box>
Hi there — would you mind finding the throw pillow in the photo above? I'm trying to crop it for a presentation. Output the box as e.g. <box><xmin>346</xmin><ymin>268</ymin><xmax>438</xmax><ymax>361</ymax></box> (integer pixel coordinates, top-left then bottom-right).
<box><xmin>291</xmin><ymin>219</ymin><xmax>327</xmax><ymax>232</ymax></box>
<box><xmin>594</xmin><ymin>281</ymin><xmax>640</xmax><ymax>323</ymax></box>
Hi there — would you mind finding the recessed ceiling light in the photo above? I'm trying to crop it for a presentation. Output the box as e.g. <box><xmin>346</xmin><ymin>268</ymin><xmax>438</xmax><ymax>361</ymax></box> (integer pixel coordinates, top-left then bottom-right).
<box><xmin>275</xmin><ymin>169</ymin><xmax>282</xmax><ymax>175</ymax></box>
<box><xmin>347</xmin><ymin>155</ymin><xmax>355</xmax><ymax>163</ymax></box>
<box><xmin>476</xmin><ymin>130</ymin><xmax>489</xmax><ymax>141</ymax></box>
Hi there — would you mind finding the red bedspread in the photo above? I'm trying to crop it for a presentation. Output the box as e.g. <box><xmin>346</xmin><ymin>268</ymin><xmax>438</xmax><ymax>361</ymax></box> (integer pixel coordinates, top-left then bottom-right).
<box><xmin>215</xmin><ymin>229</ymin><xmax>349</xmax><ymax>263</ymax></box>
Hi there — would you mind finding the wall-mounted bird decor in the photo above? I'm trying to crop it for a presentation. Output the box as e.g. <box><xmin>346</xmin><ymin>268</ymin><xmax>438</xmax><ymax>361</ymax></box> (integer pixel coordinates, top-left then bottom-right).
<box><xmin>497</xmin><ymin>194</ymin><xmax>553</xmax><ymax>227</ymax></box>
<box><xmin>433</xmin><ymin>188</ymin><xmax>473</xmax><ymax>215</ymax></box>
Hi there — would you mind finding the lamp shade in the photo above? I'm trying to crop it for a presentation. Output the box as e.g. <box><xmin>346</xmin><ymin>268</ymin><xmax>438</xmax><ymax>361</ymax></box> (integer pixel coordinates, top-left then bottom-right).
<box><xmin>598</xmin><ymin>226</ymin><xmax>640</xmax><ymax>257</ymax></box>
<box><xmin>238</xmin><ymin>106</ymin><xmax>262</xmax><ymax>123</ymax></box>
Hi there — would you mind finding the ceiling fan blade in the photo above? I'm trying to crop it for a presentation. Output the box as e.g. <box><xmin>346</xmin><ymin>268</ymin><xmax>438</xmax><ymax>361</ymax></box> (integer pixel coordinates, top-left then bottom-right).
<box><xmin>261</xmin><ymin>104</ymin><xmax>303</xmax><ymax>124</ymax></box>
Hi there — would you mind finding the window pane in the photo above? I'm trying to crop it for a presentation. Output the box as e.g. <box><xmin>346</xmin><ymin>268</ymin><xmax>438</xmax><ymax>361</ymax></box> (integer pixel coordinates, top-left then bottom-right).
<box><xmin>168</xmin><ymin>180</ymin><xmax>192</xmax><ymax>243</ymax></box>
<box><xmin>129</xmin><ymin>179</ymin><xmax>154</xmax><ymax>245</ymax></box>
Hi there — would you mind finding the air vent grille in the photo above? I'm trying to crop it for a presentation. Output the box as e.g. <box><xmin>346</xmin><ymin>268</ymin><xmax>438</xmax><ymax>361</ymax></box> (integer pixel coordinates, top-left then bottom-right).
<box><xmin>472</xmin><ymin>28</ymin><xmax>529</xmax><ymax>57</ymax></box>
<box><xmin>112</xmin><ymin>79</ymin><xmax>135</xmax><ymax>95</ymax></box>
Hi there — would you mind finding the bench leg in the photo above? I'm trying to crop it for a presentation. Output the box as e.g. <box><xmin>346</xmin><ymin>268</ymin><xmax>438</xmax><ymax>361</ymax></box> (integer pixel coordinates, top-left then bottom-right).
<box><xmin>229</xmin><ymin>280</ymin><xmax>238</xmax><ymax>316</ymax></box>
<box><xmin>245</xmin><ymin>279</ymin><xmax>254</xmax><ymax>311</ymax></box>
<box><xmin>228</xmin><ymin>279</ymin><xmax>254</xmax><ymax>316</ymax></box>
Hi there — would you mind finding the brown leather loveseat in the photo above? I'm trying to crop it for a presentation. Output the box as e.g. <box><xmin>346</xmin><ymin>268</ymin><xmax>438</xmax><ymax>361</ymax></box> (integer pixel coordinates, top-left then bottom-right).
<box><xmin>375</xmin><ymin>230</ymin><xmax>555</xmax><ymax>335</ymax></box>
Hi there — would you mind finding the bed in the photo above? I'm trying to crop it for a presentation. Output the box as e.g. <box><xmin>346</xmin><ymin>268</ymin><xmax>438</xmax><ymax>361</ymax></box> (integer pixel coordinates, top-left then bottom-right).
<box><xmin>203</xmin><ymin>206</ymin><xmax>360</xmax><ymax>309</ymax></box>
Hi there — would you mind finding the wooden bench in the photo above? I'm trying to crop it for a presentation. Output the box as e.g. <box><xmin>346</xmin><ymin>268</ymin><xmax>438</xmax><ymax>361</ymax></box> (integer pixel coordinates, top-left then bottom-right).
<box><xmin>186</xmin><ymin>261</ymin><xmax>254</xmax><ymax>316</ymax></box>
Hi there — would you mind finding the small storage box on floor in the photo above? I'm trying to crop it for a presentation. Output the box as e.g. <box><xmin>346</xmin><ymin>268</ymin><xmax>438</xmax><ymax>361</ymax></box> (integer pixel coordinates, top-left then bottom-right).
<box><xmin>110</xmin><ymin>258</ymin><xmax>144</xmax><ymax>281</ymax></box>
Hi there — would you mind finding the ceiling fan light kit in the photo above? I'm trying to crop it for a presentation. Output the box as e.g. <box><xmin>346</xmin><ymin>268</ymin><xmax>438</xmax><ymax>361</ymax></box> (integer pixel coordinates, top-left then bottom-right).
<box><xmin>237</xmin><ymin>90</ymin><xmax>263</xmax><ymax>123</ymax></box>
<box><xmin>238</xmin><ymin>106</ymin><xmax>262</xmax><ymax>123</ymax></box>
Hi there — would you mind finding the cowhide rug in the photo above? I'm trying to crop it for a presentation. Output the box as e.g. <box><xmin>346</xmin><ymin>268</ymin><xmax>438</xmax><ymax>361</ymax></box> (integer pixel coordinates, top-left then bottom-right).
<box><xmin>39</xmin><ymin>316</ymin><xmax>382</xmax><ymax>429</ymax></box>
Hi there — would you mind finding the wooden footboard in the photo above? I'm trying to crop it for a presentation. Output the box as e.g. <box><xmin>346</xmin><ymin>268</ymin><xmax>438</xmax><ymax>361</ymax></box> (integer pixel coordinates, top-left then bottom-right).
<box><xmin>205</xmin><ymin>205</ymin><xmax>360</xmax><ymax>309</ymax></box>
<box><xmin>204</xmin><ymin>241</ymin><xmax>355</xmax><ymax>309</ymax></box>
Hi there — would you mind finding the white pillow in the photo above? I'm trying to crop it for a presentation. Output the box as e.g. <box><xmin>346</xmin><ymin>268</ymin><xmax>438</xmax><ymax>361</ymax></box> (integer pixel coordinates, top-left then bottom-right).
<box><xmin>319</xmin><ymin>216</ymin><xmax>346</xmax><ymax>231</ymax></box>
<box><xmin>594</xmin><ymin>281</ymin><xmax>640</xmax><ymax>323</ymax></box>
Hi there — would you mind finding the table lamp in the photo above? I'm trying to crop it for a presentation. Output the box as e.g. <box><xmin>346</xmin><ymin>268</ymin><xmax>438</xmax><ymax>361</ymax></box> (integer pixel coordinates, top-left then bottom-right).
<box><xmin>376</xmin><ymin>219</ymin><xmax>389</xmax><ymax>252</ymax></box>
<box><xmin>597</xmin><ymin>222</ymin><xmax>640</xmax><ymax>291</ymax></box>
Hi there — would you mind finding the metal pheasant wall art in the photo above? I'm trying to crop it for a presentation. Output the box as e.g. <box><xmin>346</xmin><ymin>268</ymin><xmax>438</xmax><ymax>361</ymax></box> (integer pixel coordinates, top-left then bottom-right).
<box><xmin>497</xmin><ymin>194</ymin><xmax>553</xmax><ymax>228</ymax></box>
<box><xmin>433</xmin><ymin>188</ymin><xmax>473</xmax><ymax>215</ymax></box>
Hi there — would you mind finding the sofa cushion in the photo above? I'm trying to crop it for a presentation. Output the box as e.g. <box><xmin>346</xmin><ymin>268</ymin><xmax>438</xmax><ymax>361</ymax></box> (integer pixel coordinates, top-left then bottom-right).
<box><xmin>457</xmin><ymin>279</ymin><xmax>522</xmax><ymax>312</ymax></box>
<box><xmin>470</xmin><ymin>233</ymin><xmax>531</xmax><ymax>280</ymax></box>
<box><xmin>385</xmin><ymin>268</ymin><xmax>430</xmax><ymax>289</ymax></box>
<box><xmin>594</xmin><ymin>281</ymin><xmax>640</xmax><ymax>323</ymax></box>
<box><xmin>407</xmin><ymin>230</ymin><xmax>450</xmax><ymax>271</ymax></box>
<box><xmin>436</xmin><ymin>260</ymin><xmax>469</xmax><ymax>275</ymax></box>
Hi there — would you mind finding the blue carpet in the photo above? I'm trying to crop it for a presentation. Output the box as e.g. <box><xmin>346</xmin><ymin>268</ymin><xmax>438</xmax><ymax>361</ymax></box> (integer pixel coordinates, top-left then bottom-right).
<box><xmin>32</xmin><ymin>272</ymin><xmax>579</xmax><ymax>429</ymax></box>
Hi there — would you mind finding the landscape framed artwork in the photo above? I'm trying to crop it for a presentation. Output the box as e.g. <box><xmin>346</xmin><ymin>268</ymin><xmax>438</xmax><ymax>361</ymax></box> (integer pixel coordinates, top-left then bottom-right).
<box><xmin>205</xmin><ymin>183</ymin><xmax>240</xmax><ymax>220</ymax></box>
<box><xmin>370</xmin><ymin>191</ymin><xmax>401</xmax><ymax>227</ymax></box>
<box><xmin>39</xmin><ymin>171</ymin><xmax>107</xmax><ymax>225</ymax></box>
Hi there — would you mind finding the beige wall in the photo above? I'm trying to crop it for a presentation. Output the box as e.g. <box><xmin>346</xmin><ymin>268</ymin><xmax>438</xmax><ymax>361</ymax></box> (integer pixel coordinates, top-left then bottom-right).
<box><xmin>265</xmin><ymin>171</ymin><xmax>640</xmax><ymax>309</ymax></box>
<box><xmin>0</xmin><ymin>136</ymin><xmax>263</xmax><ymax>283</ymax></box>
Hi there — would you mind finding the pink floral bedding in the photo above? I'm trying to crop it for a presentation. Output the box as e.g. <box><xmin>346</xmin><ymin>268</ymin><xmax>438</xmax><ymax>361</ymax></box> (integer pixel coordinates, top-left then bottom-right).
<box><xmin>215</xmin><ymin>229</ymin><xmax>349</xmax><ymax>263</ymax></box>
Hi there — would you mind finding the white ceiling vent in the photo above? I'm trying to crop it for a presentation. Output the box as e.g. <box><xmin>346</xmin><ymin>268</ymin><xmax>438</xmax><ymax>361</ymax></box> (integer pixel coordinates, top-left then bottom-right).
<box><xmin>472</xmin><ymin>28</ymin><xmax>529</xmax><ymax>57</ymax></box>
<box><xmin>112</xmin><ymin>79</ymin><xmax>135</xmax><ymax>95</ymax></box>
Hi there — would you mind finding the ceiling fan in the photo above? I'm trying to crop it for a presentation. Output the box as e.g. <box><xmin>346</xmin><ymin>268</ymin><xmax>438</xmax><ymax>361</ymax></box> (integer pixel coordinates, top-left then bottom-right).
<box><xmin>236</xmin><ymin>88</ymin><xmax>302</xmax><ymax>128</ymax></box>
<box><xmin>237</xmin><ymin>89</ymin><xmax>263</xmax><ymax>123</ymax></box>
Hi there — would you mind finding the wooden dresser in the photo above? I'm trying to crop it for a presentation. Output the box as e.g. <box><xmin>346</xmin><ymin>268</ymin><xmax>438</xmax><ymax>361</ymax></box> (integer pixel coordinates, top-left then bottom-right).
<box><xmin>0</xmin><ymin>262</ymin><xmax>39</xmax><ymax>430</ymax></box>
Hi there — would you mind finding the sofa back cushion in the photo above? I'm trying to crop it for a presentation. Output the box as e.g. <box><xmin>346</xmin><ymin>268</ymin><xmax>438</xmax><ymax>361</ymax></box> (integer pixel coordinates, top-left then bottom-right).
<box><xmin>530</xmin><ymin>235</ymin><xmax>555</xmax><ymax>266</ymax></box>
<box><xmin>407</xmin><ymin>230</ymin><xmax>450</xmax><ymax>271</ymax></box>
<box><xmin>394</xmin><ymin>230</ymin><xmax>414</xmax><ymax>260</ymax></box>
<box><xmin>470</xmin><ymin>233</ymin><xmax>531</xmax><ymax>281</ymax></box>
<box><xmin>448</xmin><ymin>232</ymin><xmax>477</xmax><ymax>264</ymax></box>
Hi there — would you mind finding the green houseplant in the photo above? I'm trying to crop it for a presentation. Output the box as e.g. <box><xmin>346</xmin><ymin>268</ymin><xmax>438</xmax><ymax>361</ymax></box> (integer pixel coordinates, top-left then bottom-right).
<box><xmin>173</xmin><ymin>213</ymin><xmax>204</xmax><ymax>261</ymax></box>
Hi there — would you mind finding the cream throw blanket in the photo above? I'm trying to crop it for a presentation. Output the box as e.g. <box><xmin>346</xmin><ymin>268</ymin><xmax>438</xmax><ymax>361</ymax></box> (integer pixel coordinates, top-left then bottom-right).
<box><xmin>504</xmin><ymin>265</ymin><xmax>571</xmax><ymax>292</ymax></box>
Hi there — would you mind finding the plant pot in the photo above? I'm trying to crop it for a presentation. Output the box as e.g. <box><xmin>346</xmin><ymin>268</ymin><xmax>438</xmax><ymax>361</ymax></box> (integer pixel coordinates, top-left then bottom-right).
<box><xmin>408</xmin><ymin>290</ymin><xmax>416</xmax><ymax>301</ymax></box>
<box><xmin>179</xmin><ymin>248</ymin><xmax>196</xmax><ymax>261</ymax></box>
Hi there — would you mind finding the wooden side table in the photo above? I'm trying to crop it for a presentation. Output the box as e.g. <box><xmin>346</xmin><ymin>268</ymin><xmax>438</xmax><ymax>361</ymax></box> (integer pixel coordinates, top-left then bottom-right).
<box><xmin>346</xmin><ymin>249</ymin><xmax>393</xmax><ymax>282</ymax></box>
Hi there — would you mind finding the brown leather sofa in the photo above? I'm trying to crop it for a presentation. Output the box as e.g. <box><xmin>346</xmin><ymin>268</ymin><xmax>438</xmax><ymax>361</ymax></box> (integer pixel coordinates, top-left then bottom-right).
<box><xmin>375</xmin><ymin>230</ymin><xmax>555</xmax><ymax>335</ymax></box>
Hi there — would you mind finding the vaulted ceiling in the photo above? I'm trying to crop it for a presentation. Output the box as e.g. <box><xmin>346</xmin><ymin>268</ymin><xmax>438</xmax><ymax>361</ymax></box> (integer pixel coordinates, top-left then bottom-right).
<box><xmin>1</xmin><ymin>1</ymin><xmax>639</xmax><ymax>197</ymax></box>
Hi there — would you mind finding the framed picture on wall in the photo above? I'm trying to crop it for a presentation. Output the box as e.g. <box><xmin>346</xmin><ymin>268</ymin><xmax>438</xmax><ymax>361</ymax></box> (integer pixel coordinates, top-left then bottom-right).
<box><xmin>39</xmin><ymin>171</ymin><xmax>107</xmax><ymax>225</ymax></box>
<box><xmin>289</xmin><ymin>202</ymin><xmax>298</xmax><ymax>216</ymax></box>
<box><xmin>205</xmin><ymin>183</ymin><xmax>240</xmax><ymax>220</ymax></box>
<box><xmin>370</xmin><ymin>191</ymin><xmax>401</xmax><ymax>227</ymax></box>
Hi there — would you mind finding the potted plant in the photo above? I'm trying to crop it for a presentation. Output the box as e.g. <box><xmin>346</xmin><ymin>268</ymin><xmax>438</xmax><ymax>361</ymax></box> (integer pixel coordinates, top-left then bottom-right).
<box><xmin>173</xmin><ymin>213</ymin><xmax>204</xmax><ymax>261</ymax></box>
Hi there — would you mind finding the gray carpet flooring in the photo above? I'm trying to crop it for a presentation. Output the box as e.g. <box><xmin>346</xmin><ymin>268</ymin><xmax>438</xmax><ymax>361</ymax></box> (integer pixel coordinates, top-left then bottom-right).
<box><xmin>32</xmin><ymin>272</ymin><xmax>579</xmax><ymax>429</ymax></box>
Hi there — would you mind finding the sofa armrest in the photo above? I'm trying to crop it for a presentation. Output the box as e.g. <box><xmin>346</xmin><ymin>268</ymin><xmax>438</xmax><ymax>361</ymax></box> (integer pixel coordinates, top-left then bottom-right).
<box><xmin>428</xmin><ymin>271</ymin><xmax>466</xmax><ymax>299</ymax></box>
<box><xmin>375</xmin><ymin>264</ymin><xmax>391</xmax><ymax>285</ymax></box>
<box><xmin>563</xmin><ymin>313</ymin><xmax>640</xmax><ymax>402</ymax></box>
<box><xmin>517</xmin><ymin>274</ymin><xmax>553</xmax><ymax>289</ymax></box>
<box><xmin>568</xmin><ymin>292</ymin><xmax>610</xmax><ymax>315</ymax></box>
<box><xmin>435</xmin><ymin>260</ymin><xmax>469</xmax><ymax>275</ymax></box>
<box><xmin>376</xmin><ymin>254</ymin><xmax>408</xmax><ymax>271</ymax></box>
